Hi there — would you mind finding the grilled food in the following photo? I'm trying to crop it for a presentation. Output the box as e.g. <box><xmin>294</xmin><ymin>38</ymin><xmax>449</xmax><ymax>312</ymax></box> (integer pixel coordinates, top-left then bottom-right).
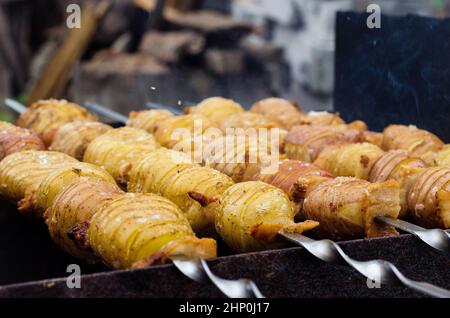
<box><xmin>83</xmin><ymin>127</ymin><xmax>159</xmax><ymax>186</ymax></box>
<box><xmin>432</xmin><ymin>145</ymin><xmax>450</xmax><ymax>168</ymax></box>
<box><xmin>50</xmin><ymin>121</ymin><xmax>112</xmax><ymax>160</ymax></box>
<box><xmin>219</xmin><ymin>112</ymin><xmax>281</xmax><ymax>131</ymax></box>
<box><xmin>16</xmin><ymin>99</ymin><xmax>97</xmax><ymax>145</ymax></box>
<box><xmin>215</xmin><ymin>181</ymin><xmax>319</xmax><ymax>252</ymax></box>
<box><xmin>314</xmin><ymin>142</ymin><xmax>385</xmax><ymax>180</ymax></box>
<box><xmin>128</xmin><ymin>148</ymin><xmax>234</xmax><ymax>235</ymax></box>
<box><xmin>408</xmin><ymin>167</ymin><xmax>450</xmax><ymax>228</ymax></box>
<box><xmin>0</xmin><ymin>151</ymin><xmax>77</xmax><ymax>205</ymax></box>
<box><xmin>184</xmin><ymin>97</ymin><xmax>244</xmax><ymax>126</ymax></box>
<box><xmin>250</xmin><ymin>98</ymin><xmax>304</xmax><ymax>130</ymax></box>
<box><xmin>0</xmin><ymin>121</ymin><xmax>45</xmax><ymax>159</ymax></box>
<box><xmin>302</xmin><ymin>177</ymin><xmax>400</xmax><ymax>240</ymax></box>
<box><xmin>127</xmin><ymin>109</ymin><xmax>174</xmax><ymax>134</ymax></box>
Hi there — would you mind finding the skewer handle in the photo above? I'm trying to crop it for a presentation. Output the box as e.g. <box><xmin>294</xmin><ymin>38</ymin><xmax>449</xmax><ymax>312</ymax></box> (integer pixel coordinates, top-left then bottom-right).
<box><xmin>4</xmin><ymin>98</ymin><xmax>27</xmax><ymax>114</ymax></box>
<box><xmin>84</xmin><ymin>101</ymin><xmax>128</xmax><ymax>124</ymax></box>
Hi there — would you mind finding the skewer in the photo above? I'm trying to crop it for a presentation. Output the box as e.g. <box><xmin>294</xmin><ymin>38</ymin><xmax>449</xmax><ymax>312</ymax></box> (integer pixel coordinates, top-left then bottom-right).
<box><xmin>3</xmin><ymin>98</ymin><xmax>263</xmax><ymax>298</ymax></box>
<box><xmin>79</xmin><ymin>101</ymin><xmax>450</xmax><ymax>298</ymax></box>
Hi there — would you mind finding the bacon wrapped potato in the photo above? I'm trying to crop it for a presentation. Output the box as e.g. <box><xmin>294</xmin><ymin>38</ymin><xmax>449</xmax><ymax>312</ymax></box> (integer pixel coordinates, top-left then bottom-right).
<box><xmin>127</xmin><ymin>109</ymin><xmax>174</xmax><ymax>134</ymax></box>
<box><xmin>314</xmin><ymin>142</ymin><xmax>385</xmax><ymax>180</ymax></box>
<box><xmin>128</xmin><ymin>148</ymin><xmax>234</xmax><ymax>235</ymax></box>
<box><xmin>16</xmin><ymin>99</ymin><xmax>97</xmax><ymax>145</ymax></box>
<box><xmin>184</xmin><ymin>97</ymin><xmax>244</xmax><ymax>126</ymax></box>
<box><xmin>83</xmin><ymin>127</ymin><xmax>159</xmax><ymax>186</ymax></box>
<box><xmin>49</xmin><ymin>121</ymin><xmax>112</xmax><ymax>160</ymax></box>
<box><xmin>302</xmin><ymin>177</ymin><xmax>400</xmax><ymax>240</ymax></box>
<box><xmin>215</xmin><ymin>181</ymin><xmax>319</xmax><ymax>252</ymax></box>
<box><xmin>0</xmin><ymin>121</ymin><xmax>45</xmax><ymax>159</ymax></box>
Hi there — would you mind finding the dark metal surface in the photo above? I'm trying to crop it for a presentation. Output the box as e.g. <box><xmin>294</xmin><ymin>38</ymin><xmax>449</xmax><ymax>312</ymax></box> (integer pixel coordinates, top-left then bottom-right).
<box><xmin>1</xmin><ymin>200</ymin><xmax>450</xmax><ymax>298</ymax></box>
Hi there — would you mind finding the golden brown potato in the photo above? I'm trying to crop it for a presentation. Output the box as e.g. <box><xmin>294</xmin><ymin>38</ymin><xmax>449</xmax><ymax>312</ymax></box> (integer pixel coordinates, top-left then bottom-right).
<box><xmin>127</xmin><ymin>109</ymin><xmax>174</xmax><ymax>134</ymax></box>
<box><xmin>369</xmin><ymin>150</ymin><xmax>426</xmax><ymax>216</ymax></box>
<box><xmin>408</xmin><ymin>167</ymin><xmax>450</xmax><ymax>228</ymax></box>
<box><xmin>284</xmin><ymin>125</ymin><xmax>364</xmax><ymax>162</ymax></box>
<box><xmin>302</xmin><ymin>177</ymin><xmax>400</xmax><ymax>240</ymax></box>
<box><xmin>314</xmin><ymin>142</ymin><xmax>385</xmax><ymax>180</ymax></box>
<box><xmin>362</xmin><ymin>131</ymin><xmax>384</xmax><ymax>148</ymax></box>
<box><xmin>249</xmin><ymin>159</ymin><xmax>334</xmax><ymax>213</ymax></box>
<box><xmin>432</xmin><ymin>145</ymin><xmax>450</xmax><ymax>168</ymax></box>
<box><xmin>219</xmin><ymin>112</ymin><xmax>281</xmax><ymax>131</ymax></box>
<box><xmin>0</xmin><ymin>121</ymin><xmax>45</xmax><ymax>159</ymax></box>
<box><xmin>0</xmin><ymin>151</ymin><xmax>77</xmax><ymax>204</ymax></box>
<box><xmin>382</xmin><ymin>125</ymin><xmax>444</xmax><ymax>160</ymax></box>
<box><xmin>154</xmin><ymin>114</ymin><xmax>215</xmax><ymax>148</ymax></box>
<box><xmin>300</xmin><ymin>111</ymin><xmax>345</xmax><ymax>126</ymax></box>
<box><xmin>22</xmin><ymin>162</ymin><xmax>116</xmax><ymax>216</ymax></box>
<box><xmin>215</xmin><ymin>181</ymin><xmax>318</xmax><ymax>253</ymax></box>
<box><xmin>250</xmin><ymin>97</ymin><xmax>304</xmax><ymax>130</ymax></box>
<box><xmin>16</xmin><ymin>99</ymin><xmax>97</xmax><ymax>146</ymax></box>
<box><xmin>49</xmin><ymin>121</ymin><xmax>112</xmax><ymax>160</ymax></box>
<box><xmin>44</xmin><ymin>177</ymin><xmax>122</xmax><ymax>261</ymax></box>
<box><xmin>83</xmin><ymin>127</ymin><xmax>159</xmax><ymax>186</ymax></box>
<box><xmin>88</xmin><ymin>192</ymin><xmax>216</xmax><ymax>269</ymax></box>
<box><xmin>185</xmin><ymin>97</ymin><xmax>244</xmax><ymax>126</ymax></box>
<box><xmin>128</xmin><ymin>148</ymin><xmax>234</xmax><ymax>236</ymax></box>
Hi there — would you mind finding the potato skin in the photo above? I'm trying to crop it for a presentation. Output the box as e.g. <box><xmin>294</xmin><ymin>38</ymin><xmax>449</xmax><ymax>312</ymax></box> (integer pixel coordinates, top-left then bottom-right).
<box><xmin>44</xmin><ymin>177</ymin><xmax>122</xmax><ymax>261</ymax></box>
<box><xmin>408</xmin><ymin>167</ymin><xmax>450</xmax><ymax>228</ymax></box>
<box><xmin>0</xmin><ymin>150</ymin><xmax>77</xmax><ymax>204</ymax></box>
<box><xmin>0</xmin><ymin>121</ymin><xmax>45</xmax><ymax>159</ymax></box>
<box><xmin>185</xmin><ymin>97</ymin><xmax>244</xmax><ymax>126</ymax></box>
<box><xmin>88</xmin><ymin>192</ymin><xmax>216</xmax><ymax>269</ymax></box>
<box><xmin>50</xmin><ymin>121</ymin><xmax>112</xmax><ymax>160</ymax></box>
<box><xmin>16</xmin><ymin>99</ymin><xmax>97</xmax><ymax>146</ymax></box>
<box><xmin>382</xmin><ymin>125</ymin><xmax>444</xmax><ymax>160</ymax></box>
<box><xmin>302</xmin><ymin>177</ymin><xmax>400</xmax><ymax>240</ymax></box>
<box><xmin>83</xmin><ymin>127</ymin><xmax>159</xmax><ymax>185</ymax></box>
<box><xmin>314</xmin><ymin>142</ymin><xmax>385</xmax><ymax>180</ymax></box>
<box><xmin>128</xmin><ymin>148</ymin><xmax>234</xmax><ymax>235</ymax></box>
<box><xmin>215</xmin><ymin>181</ymin><xmax>318</xmax><ymax>253</ymax></box>
<box><xmin>250</xmin><ymin>98</ymin><xmax>304</xmax><ymax>130</ymax></box>
<box><xmin>127</xmin><ymin>109</ymin><xmax>173</xmax><ymax>134</ymax></box>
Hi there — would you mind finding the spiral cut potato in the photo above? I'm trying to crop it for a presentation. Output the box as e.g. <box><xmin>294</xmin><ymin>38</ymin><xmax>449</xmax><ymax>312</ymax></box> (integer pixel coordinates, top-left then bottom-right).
<box><xmin>83</xmin><ymin>127</ymin><xmax>159</xmax><ymax>185</ymax></box>
<box><xmin>0</xmin><ymin>151</ymin><xmax>77</xmax><ymax>205</ymax></box>
<box><xmin>154</xmin><ymin>114</ymin><xmax>214</xmax><ymax>148</ymax></box>
<box><xmin>314</xmin><ymin>142</ymin><xmax>385</xmax><ymax>180</ymax></box>
<box><xmin>49</xmin><ymin>121</ymin><xmax>112</xmax><ymax>160</ymax></box>
<box><xmin>0</xmin><ymin>121</ymin><xmax>45</xmax><ymax>159</ymax></box>
<box><xmin>128</xmin><ymin>148</ymin><xmax>234</xmax><ymax>235</ymax></box>
<box><xmin>250</xmin><ymin>98</ymin><xmax>304</xmax><ymax>130</ymax></box>
<box><xmin>382</xmin><ymin>124</ymin><xmax>444</xmax><ymax>161</ymax></box>
<box><xmin>302</xmin><ymin>177</ymin><xmax>400</xmax><ymax>240</ymax></box>
<box><xmin>432</xmin><ymin>145</ymin><xmax>450</xmax><ymax>168</ymax></box>
<box><xmin>16</xmin><ymin>99</ymin><xmax>97</xmax><ymax>146</ymax></box>
<box><xmin>215</xmin><ymin>181</ymin><xmax>319</xmax><ymax>252</ymax></box>
<box><xmin>369</xmin><ymin>150</ymin><xmax>426</xmax><ymax>216</ymax></box>
<box><xmin>219</xmin><ymin>112</ymin><xmax>281</xmax><ymax>131</ymax></box>
<box><xmin>408</xmin><ymin>167</ymin><xmax>450</xmax><ymax>228</ymax></box>
<box><xmin>45</xmin><ymin>177</ymin><xmax>216</xmax><ymax>268</ymax></box>
<box><xmin>249</xmin><ymin>159</ymin><xmax>334</xmax><ymax>212</ymax></box>
<box><xmin>184</xmin><ymin>97</ymin><xmax>244</xmax><ymax>126</ymax></box>
<box><xmin>301</xmin><ymin>111</ymin><xmax>345</xmax><ymax>126</ymax></box>
<box><xmin>284</xmin><ymin>125</ymin><xmax>365</xmax><ymax>162</ymax></box>
<box><xmin>45</xmin><ymin>177</ymin><xmax>122</xmax><ymax>261</ymax></box>
<box><xmin>127</xmin><ymin>109</ymin><xmax>174</xmax><ymax>134</ymax></box>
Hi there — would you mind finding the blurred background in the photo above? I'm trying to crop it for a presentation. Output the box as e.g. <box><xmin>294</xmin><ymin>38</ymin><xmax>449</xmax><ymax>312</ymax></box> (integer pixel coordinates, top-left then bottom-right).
<box><xmin>0</xmin><ymin>0</ymin><xmax>449</xmax><ymax>121</ymax></box>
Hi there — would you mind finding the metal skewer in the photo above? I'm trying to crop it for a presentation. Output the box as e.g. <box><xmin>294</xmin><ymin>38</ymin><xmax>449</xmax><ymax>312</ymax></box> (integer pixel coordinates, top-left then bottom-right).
<box><xmin>3</xmin><ymin>98</ymin><xmax>264</xmax><ymax>298</ymax></box>
<box><xmin>78</xmin><ymin>100</ymin><xmax>450</xmax><ymax>298</ymax></box>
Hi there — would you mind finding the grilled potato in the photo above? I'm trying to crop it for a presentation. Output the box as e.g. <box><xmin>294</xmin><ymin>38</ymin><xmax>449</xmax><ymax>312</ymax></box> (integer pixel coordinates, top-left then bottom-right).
<box><xmin>219</xmin><ymin>112</ymin><xmax>281</xmax><ymax>131</ymax></box>
<box><xmin>128</xmin><ymin>148</ymin><xmax>234</xmax><ymax>235</ymax></box>
<box><xmin>0</xmin><ymin>151</ymin><xmax>77</xmax><ymax>205</ymax></box>
<box><xmin>0</xmin><ymin>121</ymin><xmax>45</xmax><ymax>159</ymax></box>
<box><xmin>185</xmin><ymin>97</ymin><xmax>244</xmax><ymax>126</ymax></box>
<box><xmin>302</xmin><ymin>177</ymin><xmax>400</xmax><ymax>240</ymax></box>
<box><xmin>432</xmin><ymin>145</ymin><xmax>450</xmax><ymax>168</ymax></box>
<box><xmin>215</xmin><ymin>181</ymin><xmax>318</xmax><ymax>252</ymax></box>
<box><xmin>408</xmin><ymin>167</ymin><xmax>450</xmax><ymax>228</ymax></box>
<box><xmin>314</xmin><ymin>142</ymin><xmax>385</xmax><ymax>180</ymax></box>
<box><xmin>88</xmin><ymin>192</ymin><xmax>216</xmax><ymax>269</ymax></box>
<box><xmin>250</xmin><ymin>98</ymin><xmax>304</xmax><ymax>130</ymax></box>
<box><xmin>16</xmin><ymin>99</ymin><xmax>97</xmax><ymax>145</ymax></box>
<box><xmin>50</xmin><ymin>121</ymin><xmax>112</xmax><ymax>160</ymax></box>
<box><xmin>83</xmin><ymin>127</ymin><xmax>159</xmax><ymax>186</ymax></box>
<box><xmin>44</xmin><ymin>177</ymin><xmax>122</xmax><ymax>261</ymax></box>
<box><xmin>127</xmin><ymin>109</ymin><xmax>174</xmax><ymax>134</ymax></box>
